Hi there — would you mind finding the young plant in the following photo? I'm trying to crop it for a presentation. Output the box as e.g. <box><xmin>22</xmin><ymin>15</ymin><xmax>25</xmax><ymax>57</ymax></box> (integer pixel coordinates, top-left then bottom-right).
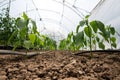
<box><xmin>76</xmin><ymin>15</ymin><xmax>117</xmax><ymax>57</ymax></box>
<box><xmin>8</xmin><ymin>12</ymin><xmax>38</xmax><ymax>50</ymax></box>
<box><xmin>73</xmin><ymin>31</ymin><xmax>85</xmax><ymax>50</ymax></box>
<box><xmin>59</xmin><ymin>31</ymin><xmax>85</xmax><ymax>51</ymax></box>
<box><xmin>77</xmin><ymin>15</ymin><xmax>95</xmax><ymax>57</ymax></box>
<box><xmin>59</xmin><ymin>32</ymin><xmax>74</xmax><ymax>50</ymax></box>
<box><xmin>99</xmin><ymin>25</ymin><xmax>116</xmax><ymax>49</ymax></box>
<box><xmin>44</xmin><ymin>36</ymin><xmax>57</xmax><ymax>50</ymax></box>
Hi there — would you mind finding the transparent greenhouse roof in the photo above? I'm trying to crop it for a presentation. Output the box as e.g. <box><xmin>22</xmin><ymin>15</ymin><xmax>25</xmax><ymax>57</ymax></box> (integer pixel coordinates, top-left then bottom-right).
<box><xmin>0</xmin><ymin>0</ymin><xmax>100</xmax><ymax>41</ymax></box>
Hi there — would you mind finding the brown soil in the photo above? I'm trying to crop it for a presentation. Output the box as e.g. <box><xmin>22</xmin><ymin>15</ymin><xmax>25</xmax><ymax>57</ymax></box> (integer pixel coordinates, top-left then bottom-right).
<box><xmin>0</xmin><ymin>50</ymin><xmax>120</xmax><ymax>80</ymax></box>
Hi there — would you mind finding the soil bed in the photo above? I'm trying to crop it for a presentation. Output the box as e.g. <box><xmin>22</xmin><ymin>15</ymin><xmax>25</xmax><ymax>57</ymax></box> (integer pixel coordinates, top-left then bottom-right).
<box><xmin>0</xmin><ymin>50</ymin><xmax>120</xmax><ymax>80</ymax></box>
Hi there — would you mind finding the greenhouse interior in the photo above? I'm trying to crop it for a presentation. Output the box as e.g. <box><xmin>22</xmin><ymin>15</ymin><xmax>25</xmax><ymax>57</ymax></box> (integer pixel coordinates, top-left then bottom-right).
<box><xmin>0</xmin><ymin>0</ymin><xmax>120</xmax><ymax>80</ymax></box>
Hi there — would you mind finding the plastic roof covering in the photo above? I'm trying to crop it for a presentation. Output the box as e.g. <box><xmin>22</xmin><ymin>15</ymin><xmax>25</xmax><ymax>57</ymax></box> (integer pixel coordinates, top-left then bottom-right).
<box><xmin>0</xmin><ymin>0</ymin><xmax>100</xmax><ymax>41</ymax></box>
<box><xmin>89</xmin><ymin>0</ymin><xmax>120</xmax><ymax>48</ymax></box>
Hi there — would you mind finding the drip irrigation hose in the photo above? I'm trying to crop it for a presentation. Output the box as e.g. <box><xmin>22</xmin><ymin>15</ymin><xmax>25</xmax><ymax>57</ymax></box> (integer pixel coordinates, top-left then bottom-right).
<box><xmin>0</xmin><ymin>50</ymin><xmax>52</xmax><ymax>56</ymax></box>
<box><xmin>0</xmin><ymin>49</ymin><xmax>120</xmax><ymax>56</ymax></box>
<box><xmin>73</xmin><ymin>50</ymin><xmax>120</xmax><ymax>55</ymax></box>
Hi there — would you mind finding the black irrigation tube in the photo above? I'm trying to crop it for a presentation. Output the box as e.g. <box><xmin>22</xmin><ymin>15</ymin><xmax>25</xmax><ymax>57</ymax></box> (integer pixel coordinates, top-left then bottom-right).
<box><xmin>0</xmin><ymin>50</ymin><xmax>38</xmax><ymax>56</ymax></box>
<box><xmin>74</xmin><ymin>50</ymin><xmax>120</xmax><ymax>55</ymax></box>
<box><xmin>0</xmin><ymin>49</ymin><xmax>120</xmax><ymax>56</ymax></box>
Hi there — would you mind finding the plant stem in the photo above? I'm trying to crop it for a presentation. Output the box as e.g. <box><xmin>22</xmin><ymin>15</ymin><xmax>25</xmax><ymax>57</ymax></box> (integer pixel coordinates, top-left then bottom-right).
<box><xmin>86</xmin><ymin>24</ymin><xmax>93</xmax><ymax>58</ymax></box>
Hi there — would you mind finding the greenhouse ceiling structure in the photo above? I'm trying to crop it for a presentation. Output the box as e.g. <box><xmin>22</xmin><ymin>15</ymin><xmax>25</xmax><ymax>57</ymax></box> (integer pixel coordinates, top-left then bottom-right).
<box><xmin>0</xmin><ymin>0</ymin><xmax>100</xmax><ymax>41</ymax></box>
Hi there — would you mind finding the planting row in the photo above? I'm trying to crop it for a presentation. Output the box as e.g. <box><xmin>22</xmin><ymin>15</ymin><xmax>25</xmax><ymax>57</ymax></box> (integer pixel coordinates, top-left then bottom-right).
<box><xmin>0</xmin><ymin>8</ymin><xmax>57</xmax><ymax>50</ymax></box>
<box><xmin>0</xmin><ymin>8</ymin><xmax>118</xmax><ymax>51</ymax></box>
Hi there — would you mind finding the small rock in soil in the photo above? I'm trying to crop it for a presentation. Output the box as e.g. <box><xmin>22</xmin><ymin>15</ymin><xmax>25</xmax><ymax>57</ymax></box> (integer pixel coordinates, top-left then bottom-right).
<box><xmin>36</xmin><ymin>71</ymin><xmax>46</xmax><ymax>78</ymax></box>
<box><xmin>93</xmin><ymin>66</ymin><xmax>104</xmax><ymax>73</ymax></box>
<box><xmin>0</xmin><ymin>75</ymin><xmax>7</xmax><ymax>80</ymax></box>
<box><xmin>0</xmin><ymin>70</ymin><xmax>6</xmax><ymax>75</ymax></box>
<box><xmin>61</xmin><ymin>77</ymin><xmax>79</xmax><ymax>80</ymax></box>
<box><xmin>34</xmin><ymin>78</ymin><xmax>41</xmax><ymax>80</ymax></box>
<box><xmin>101</xmin><ymin>73</ymin><xmax>112</xmax><ymax>80</ymax></box>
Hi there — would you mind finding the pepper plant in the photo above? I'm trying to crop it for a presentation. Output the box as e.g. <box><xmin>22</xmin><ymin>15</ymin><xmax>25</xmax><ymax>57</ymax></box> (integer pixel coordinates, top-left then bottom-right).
<box><xmin>8</xmin><ymin>12</ymin><xmax>57</xmax><ymax>50</ymax></box>
<box><xmin>59</xmin><ymin>31</ymin><xmax>85</xmax><ymax>51</ymax></box>
<box><xmin>76</xmin><ymin>15</ymin><xmax>117</xmax><ymax>57</ymax></box>
<box><xmin>8</xmin><ymin>12</ymin><xmax>35</xmax><ymax>50</ymax></box>
<box><xmin>98</xmin><ymin>25</ymin><xmax>116</xmax><ymax>49</ymax></box>
<box><xmin>59</xmin><ymin>32</ymin><xmax>74</xmax><ymax>50</ymax></box>
<box><xmin>44</xmin><ymin>35</ymin><xmax>57</xmax><ymax>50</ymax></box>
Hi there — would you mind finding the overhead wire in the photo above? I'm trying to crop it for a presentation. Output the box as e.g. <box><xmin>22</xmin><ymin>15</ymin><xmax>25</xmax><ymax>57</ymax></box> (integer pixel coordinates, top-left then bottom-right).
<box><xmin>52</xmin><ymin>0</ymin><xmax>83</xmax><ymax>19</ymax></box>
<box><xmin>65</xmin><ymin>1</ymin><xmax>86</xmax><ymax>17</ymax></box>
<box><xmin>8</xmin><ymin>0</ymin><xmax>11</xmax><ymax>13</ymax></box>
<box><xmin>59</xmin><ymin>0</ymin><xmax>65</xmax><ymax>24</ymax></box>
<box><xmin>31</xmin><ymin>0</ymin><xmax>41</xmax><ymax>20</ymax></box>
<box><xmin>73</xmin><ymin>5</ymin><xmax>90</xmax><ymax>14</ymax></box>
<box><xmin>7</xmin><ymin>0</ymin><xmax>11</xmax><ymax>32</ymax></box>
<box><xmin>31</xmin><ymin>0</ymin><xmax>46</xmax><ymax>30</ymax></box>
<box><xmin>0</xmin><ymin>0</ymin><xmax>16</xmax><ymax>8</ymax></box>
<box><xmin>27</xmin><ymin>8</ymin><xmax>60</xmax><ymax>15</ymax></box>
<box><xmin>16</xmin><ymin>8</ymin><xmax>76</xmax><ymax>29</ymax></box>
<box><xmin>73</xmin><ymin>0</ymin><xmax>77</xmax><ymax>6</ymax></box>
<box><xmin>72</xmin><ymin>0</ymin><xmax>90</xmax><ymax>14</ymax></box>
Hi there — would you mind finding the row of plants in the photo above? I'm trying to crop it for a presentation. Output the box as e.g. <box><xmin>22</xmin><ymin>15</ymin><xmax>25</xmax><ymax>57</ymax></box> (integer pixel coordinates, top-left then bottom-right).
<box><xmin>59</xmin><ymin>15</ymin><xmax>117</xmax><ymax>56</ymax></box>
<box><xmin>0</xmin><ymin>8</ymin><xmax>57</xmax><ymax>50</ymax></box>
<box><xmin>0</xmin><ymin>8</ymin><xmax>118</xmax><ymax>53</ymax></box>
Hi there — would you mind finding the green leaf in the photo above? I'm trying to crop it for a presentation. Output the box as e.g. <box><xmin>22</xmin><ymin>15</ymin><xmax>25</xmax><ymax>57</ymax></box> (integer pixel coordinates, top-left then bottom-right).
<box><xmin>111</xmin><ymin>43</ymin><xmax>117</xmax><ymax>48</ymax></box>
<box><xmin>110</xmin><ymin>27</ymin><xmax>115</xmax><ymax>35</ymax></box>
<box><xmin>16</xmin><ymin>18</ymin><xmax>28</xmax><ymax>29</ymax></box>
<box><xmin>19</xmin><ymin>27</ymin><xmax>28</xmax><ymax>39</ymax></box>
<box><xmin>93</xmin><ymin>39</ymin><xmax>96</xmax><ymax>44</ymax></box>
<box><xmin>59</xmin><ymin>39</ymin><xmax>66</xmax><ymax>50</ymax></box>
<box><xmin>29</xmin><ymin>34</ymin><xmax>36</xmax><ymax>44</ymax></box>
<box><xmin>74</xmin><ymin>31</ymin><xmax>84</xmax><ymax>45</ymax></box>
<box><xmin>76</xmin><ymin>25</ymin><xmax>80</xmax><ymax>33</ymax></box>
<box><xmin>83</xmin><ymin>38</ymin><xmax>87</xmax><ymax>46</ymax></box>
<box><xmin>79</xmin><ymin>20</ymin><xmax>86</xmax><ymax>27</ymax></box>
<box><xmin>96</xmin><ymin>36</ymin><xmax>100</xmax><ymax>42</ymax></box>
<box><xmin>85</xmin><ymin>15</ymin><xmax>90</xmax><ymax>19</ymax></box>
<box><xmin>104</xmin><ymin>31</ymin><xmax>110</xmax><ymax>38</ymax></box>
<box><xmin>22</xmin><ymin>12</ymin><xmax>29</xmax><ymax>20</ymax></box>
<box><xmin>12</xmin><ymin>41</ymin><xmax>21</xmax><ymax>51</ymax></box>
<box><xmin>76</xmin><ymin>20</ymin><xmax>85</xmax><ymax>33</ymax></box>
<box><xmin>7</xmin><ymin>30</ymin><xmax>18</xmax><ymax>44</ymax></box>
<box><xmin>68</xmin><ymin>32</ymin><xmax>73</xmax><ymax>39</ymax></box>
<box><xmin>98</xmin><ymin>42</ymin><xmax>105</xmax><ymax>50</ymax></box>
<box><xmin>90</xmin><ymin>21</ymin><xmax>98</xmax><ymax>33</ymax></box>
<box><xmin>110</xmin><ymin>37</ymin><xmax>116</xmax><ymax>43</ymax></box>
<box><xmin>96</xmin><ymin>20</ymin><xmax>105</xmax><ymax>33</ymax></box>
<box><xmin>35</xmin><ymin>36</ymin><xmax>44</xmax><ymax>47</ymax></box>
<box><xmin>31</xmin><ymin>20</ymin><xmax>38</xmax><ymax>33</ymax></box>
<box><xmin>23</xmin><ymin>40</ymin><xmax>32</xmax><ymax>49</ymax></box>
<box><xmin>99</xmin><ymin>31</ymin><xmax>109</xmax><ymax>42</ymax></box>
<box><xmin>84</xmin><ymin>26</ymin><xmax>92</xmax><ymax>37</ymax></box>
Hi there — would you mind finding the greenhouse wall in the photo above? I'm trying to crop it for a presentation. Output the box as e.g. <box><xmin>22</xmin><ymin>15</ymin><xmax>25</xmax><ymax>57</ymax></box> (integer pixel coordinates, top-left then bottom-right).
<box><xmin>89</xmin><ymin>0</ymin><xmax>120</xmax><ymax>49</ymax></box>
